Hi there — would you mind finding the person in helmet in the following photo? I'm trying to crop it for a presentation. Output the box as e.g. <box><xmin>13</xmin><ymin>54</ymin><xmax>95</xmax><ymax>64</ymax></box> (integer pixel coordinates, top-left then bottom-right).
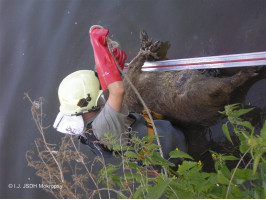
<box><xmin>54</xmin><ymin>25</ymin><xmax>187</xmax><ymax>161</ymax></box>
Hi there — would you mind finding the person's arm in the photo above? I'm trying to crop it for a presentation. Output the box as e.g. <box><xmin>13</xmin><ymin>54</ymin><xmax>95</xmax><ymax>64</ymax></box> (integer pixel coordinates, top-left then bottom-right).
<box><xmin>89</xmin><ymin>26</ymin><xmax>127</xmax><ymax>113</ymax></box>
<box><xmin>107</xmin><ymin>81</ymin><xmax>125</xmax><ymax>112</ymax></box>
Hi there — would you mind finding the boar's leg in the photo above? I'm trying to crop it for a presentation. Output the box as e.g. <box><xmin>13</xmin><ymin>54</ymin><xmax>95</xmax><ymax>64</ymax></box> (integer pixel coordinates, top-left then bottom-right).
<box><xmin>127</xmin><ymin>30</ymin><xmax>161</xmax><ymax>73</ymax></box>
<box><xmin>217</xmin><ymin>67</ymin><xmax>260</xmax><ymax>94</ymax></box>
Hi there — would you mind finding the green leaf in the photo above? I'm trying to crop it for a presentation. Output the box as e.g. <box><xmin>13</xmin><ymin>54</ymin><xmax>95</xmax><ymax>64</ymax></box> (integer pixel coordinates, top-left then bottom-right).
<box><xmin>169</xmin><ymin>150</ymin><xmax>194</xmax><ymax>160</ymax></box>
<box><xmin>197</xmin><ymin>176</ymin><xmax>218</xmax><ymax>192</ymax></box>
<box><xmin>253</xmin><ymin>151</ymin><xmax>263</xmax><ymax>174</ymax></box>
<box><xmin>220</xmin><ymin>166</ymin><xmax>231</xmax><ymax>179</ymax></box>
<box><xmin>217</xmin><ymin>172</ymin><xmax>229</xmax><ymax>185</ymax></box>
<box><xmin>150</xmin><ymin>152</ymin><xmax>175</xmax><ymax>167</ymax></box>
<box><xmin>124</xmin><ymin>172</ymin><xmax>134</xmax><ymax>180</ymax></box>
<box><xmin>238</xmin><ymin>121</ymin><xmax>254</xmax><ymax>134</ymax></box>
<box><xmin>233</xmin><ymin>168</ymin><xmax>260</xmax><ymax>181</ymax></box>
<box><xmin>106</xmin><ymin>164</ymin><xmax>118</xmax><ymax>174</ymax></box>
<box><xmin>113</xmin><ymin>144</ymin><xmax>122</xmax><ymax>152</ymax></box>
<box><xmin>178</xmin><ymin>161</ymin><xmax>197</xmax><ymax>172</ymax></box>
<box><xmin>111</xmin><ymin>175</ymin><xmax>121</xmax><ymax>184</ymax></box>
<box><xmin>127</xmin><ymin>161</ymin><xmax>139</xmax><ymax>169</ymax></box>
<box><xmin>208</xmin><ymin>183</ymin><xmax>224</xmax><ymax>198</ymax></box>
<box><xmin>145</xmin><ymin>178</ymin><xmax>172</xmax><ymax>199</ymax></box>
<box><xmin>133</xmin><ymin>185</ymin><xmax>146</xmax><ymax>199</ymax></box>
<box><xmin>168</xmin><ymin>185</ymin><xmax>193</xmax><ymax>199</ymax></box>
<box><xmin>141</xmin><ymin>135</ymin><xmax>158</xmax><ymax>143</ymax></box>
<box><xmin>222</xmin><ymin>155</ymin><xmax>239</xmax><ymax>161</ymax></box>
<box><xmin>146</xmin><ymin>143</ymin><xmax>159</xmax><ymax>151</ymax></box>
<box><xmin>239</xmin><ymin>144</ymin><xmax>249</xmax><ymax>154</ymax></box>
<box><xmin>185</xmin><ymin>164</ymin><xmax>202</xmax><ymax>177</ymax></box>
<box><xmin>260</xmin><ymin>120</ymin><xmax>266</xmax><ymax>139</ymax></box>
<box><xmin>259</xmin><ymin>162</ymin><xmax>266</xmax><ymax>198</ymax></box>
<box><xmin>117</xmin><ymin>192</ymin><xmax>127</xmax><ymax>199</ymax></box>
<box><xmin>232</xmin><ymin>107</ymin><xmax>254</xmax><ymax>118</ymax></box>
<box><xmin>222</xmin><ymin>123</ymin><xmax>233</xmax><ymax>144</ymax></box>
<box><xmin>124</xmin><ymin>151</ymin><xmax>140</xmax><ymax>159</ymax></box>
<box><xmin>221</xmin><ymin>103</ymin><xmax>239</xmax><ymax>115</ymax></box>
<box><xmin>238</xmin><ymin>133</ymin><xmax>248</xmax><ymax>143</ymax></box>
<box><xmin>201</xmin><ymin>172</ymin><xmax>216</xmax><ymax>178</ymax></box>
<box><xmin>259</xmin><ymin>162</ymin><xmax>266</xmax><ymax>182</ymax></box>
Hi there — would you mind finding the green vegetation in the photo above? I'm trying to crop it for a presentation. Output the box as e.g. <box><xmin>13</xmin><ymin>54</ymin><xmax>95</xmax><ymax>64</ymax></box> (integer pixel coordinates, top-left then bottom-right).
<box><xmin>97</xmin><ymin>104</ymin><xmax>266</xmax><ymax>199</ymax></box>
<box><xmin>26</xmin><ymin>95</ymin><xmax>266</xmax><ymax>198</ymax></box>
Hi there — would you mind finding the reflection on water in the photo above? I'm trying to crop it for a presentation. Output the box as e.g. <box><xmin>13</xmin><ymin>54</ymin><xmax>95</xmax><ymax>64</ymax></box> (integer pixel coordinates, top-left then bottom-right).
<box><xmin>1</xmin><ymin>0</ymin><xmax>266</xmax><ymax>198</ymax></box>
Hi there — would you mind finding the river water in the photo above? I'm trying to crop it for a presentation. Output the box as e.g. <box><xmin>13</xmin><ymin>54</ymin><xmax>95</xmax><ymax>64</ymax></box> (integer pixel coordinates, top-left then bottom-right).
<box><xmin>1</xmin><ymin>0</ymin><xmax>266</xmax><ymax>198</ymax></box>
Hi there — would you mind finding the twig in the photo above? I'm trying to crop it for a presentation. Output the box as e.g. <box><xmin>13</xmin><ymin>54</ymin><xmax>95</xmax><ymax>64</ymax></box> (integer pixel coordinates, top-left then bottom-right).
<box><xmin>25</xmin><ymin>93</ymin><xmax>65</xmax><ymax>183</ymax></box>
<box><xmin>94</xmin><ymin>145</ymin><xmax>111</xmax><ymax>199</ymax></box>
<box><xmin>25</xmin><ymin>93</ymin><xmax>80</xmax><ymax>198</ymax></box>
<box><xmin>69</xmin><ymin>136</ymin><xmax>102</xmax><ymax>199</ymax></box>
<box><xmin>98</xmin><ymin>188</ymin><xmax>128</xmax><ymax>198</ymax></box>
<box><xmin>226</xmin><ymin>148</ymin><xmax>250</xmax><ymax>199</ymax></box>
<box><xmin>119</xmin><ymin>133</ymin><xmax>134</xmax><ymax>197</ymax></box>
<box><xmin>34</xmin><ymin>140</ymin><xmax>52</xmax><ymax>182</ymax></box>
<box><xmin>244</xmin><ymin>158</ymin><xmax>253</xmax><ymax>169</ymax></box>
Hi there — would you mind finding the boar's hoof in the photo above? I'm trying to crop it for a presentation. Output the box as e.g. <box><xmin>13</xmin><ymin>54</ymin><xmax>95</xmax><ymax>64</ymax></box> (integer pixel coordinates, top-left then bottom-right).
<box><xmin>140</xmin><ymin>29</ymin><xmax>161</xmax><ymax>52</ymax></box>
<box><xmin>140</xmin><ymin>30</ymin><xmax>152</xmax><ymax>50</ymax></box>
<box><xmin>139</xmin><ymin>49</ymin><xmax>160</xmax><ymax>60</ymax></box>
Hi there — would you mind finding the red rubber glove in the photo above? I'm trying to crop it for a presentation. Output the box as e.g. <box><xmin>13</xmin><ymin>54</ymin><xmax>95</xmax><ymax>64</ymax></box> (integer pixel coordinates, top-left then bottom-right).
<box><xmin>89</xmin><ymin>26</ymin><xmax>127</xmax><ymax>90</ymax></box>
<box><xmin>112</xmin><ymin>48</ymin><xmax>127</xmax><ymax>70</ymax></box>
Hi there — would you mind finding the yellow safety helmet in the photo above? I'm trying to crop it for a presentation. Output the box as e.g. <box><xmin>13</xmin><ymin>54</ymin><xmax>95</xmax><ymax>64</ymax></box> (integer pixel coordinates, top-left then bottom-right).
<box><xmin>58</xmin><ymin>70</ymin><xmax>103</xmax><ymax>115</ymax></box>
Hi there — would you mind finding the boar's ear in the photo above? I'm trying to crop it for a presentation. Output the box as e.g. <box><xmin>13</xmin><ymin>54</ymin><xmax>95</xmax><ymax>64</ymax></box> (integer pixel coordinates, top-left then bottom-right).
<box><xmin>156</xmin><ymin>41</ymin><xmax>171</xmax><ymax>60</ymax></box>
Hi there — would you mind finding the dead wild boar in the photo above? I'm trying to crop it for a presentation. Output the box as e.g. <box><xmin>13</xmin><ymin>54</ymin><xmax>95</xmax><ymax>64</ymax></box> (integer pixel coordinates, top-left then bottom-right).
<box><xmin>122</xmin><ymin>30</ymin><xmax>260</xmax><ymax>127</ymax></box>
